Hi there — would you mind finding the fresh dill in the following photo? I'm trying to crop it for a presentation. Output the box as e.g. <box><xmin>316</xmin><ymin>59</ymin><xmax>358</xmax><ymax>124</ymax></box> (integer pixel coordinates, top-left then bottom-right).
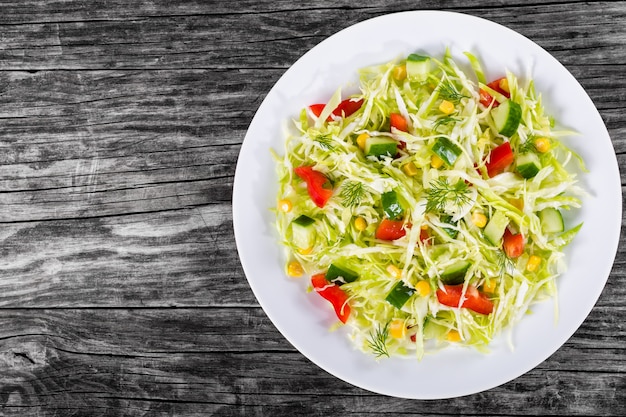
<box><xmin>367</xmin><ymin>321</ymin><xmax>390</xmax><ymax>358</ymax></box>
<box><xmin>314</xmin><ymin>133</ymin><xmax>335</xmax><ymax>150</ymax></box>
<box><xmin>433</xmin><ymin>115</ymin><xmax>460</xmax><ymax>131</ymax></box>
<box><xmin>425</xmin><ymin>178</ymin><xmax>472</xmax><ymax>213</ymax></box>
<box><xmin>341</xmin><ymin>181</ymin><xmax>366</xmax><ymax>207</ymax></box>
<box><xmin>497</xmin><ymin>250</ymin><xmax>515</xmax><ymax>277</ymax></box>
<box><xmin>518</xmin><ymin>137</ymin><xmax>537</xmax><ymax>154</ymax></box>
<box><xmin>438</xmin><ymin>80</ymin><xmax>468</xmax><ymax>104</ymax></box>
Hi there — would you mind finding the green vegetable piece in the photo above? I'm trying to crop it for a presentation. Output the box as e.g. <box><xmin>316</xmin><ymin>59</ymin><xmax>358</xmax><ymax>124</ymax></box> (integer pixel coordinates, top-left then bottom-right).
<box><xmin>516</xmin><ymin>152</ymin><xmax>541</xmax><ymax>179</ymax></box>
<box><xmin>381</xmin><ymin>191</ymin><xmax>404</xmax><ymax>219</ymax></box>
<box><xmin>483</xmin><ymin>210</ymin><xmax>509</xmax><ymax>246</ymax></box>
<box><xmin>440</xmin><ymin>260</ymin><xmax>471</xmax><ymax>285</ymax></box>
<box><xmin>538</xmin><ymin>208</ymin><xmax>564</xmax><ymax>234</ymax></box>
<box><xmin>364</xmin><ymin>136</ymin><xmax>398</xmax><ymax>158</ymax></box>
<box><xmin>385</xmin><ymin>281</ymin><xmax>415</xmax><ymax>309</ymax></box>
<box><xmin>326</xmin><ymin>263</ymin><xmax>359</xmax><ymax>284</ymax></box>
<box><xmin>441</xmin><ymin>215</ymin><xmax>459</xmax><ymax>239</ymax></box>
<box><xmin>291</xmin><ymin>216</ymin><xmax>316</xmax><ymax>249</ymax></box>
<box><xmin>406</xmin><ymin>54</ymin><xmax>431</xmax><ymax>82</ymax></box>
<box><xmin>492</xmin><ymin>100</ymin><xmax>522</xmax><ymax>137</ymax></box>
<box><xmin>432</xmin><ymin>137</ymin><xmax>462</xmax><ymax>166</ymax></box>
<box><xmin>292</xmin><ymin>214</ymin><xmax>315</xmax><ymax>226</ymax></box>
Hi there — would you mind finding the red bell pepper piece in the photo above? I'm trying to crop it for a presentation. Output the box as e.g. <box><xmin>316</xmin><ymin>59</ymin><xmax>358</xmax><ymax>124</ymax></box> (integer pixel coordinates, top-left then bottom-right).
<box><xmin>485</xmin><ymin>142</ymin><xmax>514</xmax><ymax>177</ymax></box>
<box><xmin>311</xmin><ymin>273</ymin><xmax>351</xmax><ymax>323</ymax></box>
<box><xmin>375</xmin><ymin>219</ymin><xmax>408</xmax><ymax>240</ymax></box>
<box><xmin>294</xmin><ymin>166</ymin><xmax>333</xmax><ymax>208</ymax></box>
<box><xmin>487</xmin><ymin>77</ymin><xmax>511</xmax><ymax>98</ymax></box>
<box><xmin>503</xmin><ymin>229</ymin><xmax>524</xmax><ymax>258</ymax></box>
<box><xmin>390</xmin><ymin>112</ymin><xmax>408</xmax><ymax>132</ymax></box>
<box><xmin>308</xmin><ymin>98</ymin><xmax>364</xmax><ymax>121</ymax></box>
<box><xmin>436</xmin><ymin>284</ymin><xmax>494</xmax><ymax>315</ymax></box>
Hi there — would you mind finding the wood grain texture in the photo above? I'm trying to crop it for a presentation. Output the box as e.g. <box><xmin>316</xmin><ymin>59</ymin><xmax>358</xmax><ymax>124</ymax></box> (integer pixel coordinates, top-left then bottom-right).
<box><xmin>0</xmin><ymin>0</ymin><xmax>624</xmax><ymax>416</ymax></box>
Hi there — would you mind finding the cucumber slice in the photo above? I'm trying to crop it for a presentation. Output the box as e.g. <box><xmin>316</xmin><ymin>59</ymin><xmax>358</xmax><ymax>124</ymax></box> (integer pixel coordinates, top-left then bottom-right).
<box><xmin>441</xmin><ymin>215</ymin><xmax>458</xmax><ymax>239</ymax></box>
<box><xmin>484</xmin><ymin>210</ymin><xmax>509</xmax><ymax>245</ymax></box>
<box><xmin>516</xmin><ymin>152</ymin><xmax>541</xmax><ymax>179</ymax></box>
<box><xmin>292</xmin><ymin>216</ymin><xmax>316</xmax><ymax>249</ymax></box>
<box><xmin>364</xmin><ymin>136</ymin><xmax>398</xmax><ymax>158</ymax></box>
<box><xmin>492</xmin><ymin>100</ymin><xmax>522</xmax><ymax>137</ymax></box>
<box><xmin>326</xmin><ymin>263</ymin><xmax>359</xmax><ymax>284</ymax></box>
<box><xmin>406</xmin><ymin>54</ymin><xmax>431</xmax><ymax>82</ymax></box>
<box><xmin>385</xmin><ymin>281</ymin><xmax>415</xmax><ymax>309</ymax></box>
<box><xmin>440</xmin><ymin>260</ymin><xmax>470</xmax><ymax>285</ymax></box>
<box><xmin>432</xmin><ymin>137</ymin><xmax>462</xmax><ymax>166</ymax></box>
<box><xmin>538</xmin><ymin>208</ymin><xmax>564</xmax><ymax>233</ymax></box>
<box><xmin>381</xmin><ymin>190</ymin><xmax>404</xmax><ymax>219</ymax></box>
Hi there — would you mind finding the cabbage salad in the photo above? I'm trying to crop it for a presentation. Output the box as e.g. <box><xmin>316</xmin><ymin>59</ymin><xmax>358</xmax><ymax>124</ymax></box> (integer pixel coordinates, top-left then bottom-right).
<box><xmin>273</xmin><ymin>48</ymin><xmax>585</xmax><ymax>359</ymax></box>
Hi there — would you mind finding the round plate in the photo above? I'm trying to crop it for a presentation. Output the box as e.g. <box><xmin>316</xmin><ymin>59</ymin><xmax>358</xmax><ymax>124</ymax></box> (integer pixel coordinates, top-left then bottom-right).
<box><xmin>232</xmin><ymin>11</ymin><xmax>621</xmax><ymax>399</ymax></box>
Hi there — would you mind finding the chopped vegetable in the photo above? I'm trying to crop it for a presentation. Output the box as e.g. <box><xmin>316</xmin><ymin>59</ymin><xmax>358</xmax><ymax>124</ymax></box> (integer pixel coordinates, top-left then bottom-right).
<box><xmin>436</xmin><ymin>284</ymin><xmax>494</xmax><ymax>315</ymax></box>
<box><xmin>485</xmin><ymin>142</ymin><xmax>515</xmax><ymax>177</ymax></box>
<box><xmin>294</xmin><ymin>166</ymin><xmax>333</xmax><ymax>208</ymax></box>
<box><xmin>375</xmin><ymin>219</ymin><xmax>408</xmax><ymax>240</ymax></box>
<box><xmin>311</xmin><ymin>273</ymin><xmax>351</xmax><ymax>323</ymax></box>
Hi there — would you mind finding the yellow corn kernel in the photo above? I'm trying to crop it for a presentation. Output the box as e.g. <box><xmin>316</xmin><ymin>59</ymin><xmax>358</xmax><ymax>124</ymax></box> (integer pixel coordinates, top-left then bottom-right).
<box><xmin>354</xmin><ymin>216</ymin><xmax>367</xmax><ymax>231</ymax></box>
<box><xmin>297</xmin><ymin>247</ymin><xmax>313</xmax><ymax>255</ymax></box>
<box><xmin>526</xmin><ymin>255</ymin><xmax>542</xmax><ymax>272</ymax></box>
<box><xmin>534</xmin><ymin>137</ymin><xmax>551</xmax><ymax>153</ymax></box>
<box><xmin>431</xmin><ymin>154</ymin><xmax>444</xmax><ymax>169</ymax></box>
<box><xmin>356</xmin><ymin>133</ymin><xmax>369</xmax><ymax>150</ymax></box>
<box><xmin>446</xmin><ymin>330</ymin><xmax>462</xmax><ymax>342</ymax></box>
<box><xmin>386</xmin><ymin>264</ymin><xmax>402</xmax><ymax>279</ymax></box>
<box><xmin>483</xmin><ymin>278</ymin><xmax>497</xmax><ymax>294</ymax></box>
<box><xmin>402</xmin><ymin>161</ymin><xmax>418</xmax><ymax>177</ymax></box>
<box><xmin>498</xmin><ymin>77</ymin><xmax>510</xmax><ymax>93</ymax></box>
<box><xmin>389</xmin><ymin>319</ymin><xmax>406</xmax><ymax>339</ymax></box>
<box><xmin>471</xmin><ymin>211</ymin><xmax>487</xmax><ymax>228</ymax></box>
<box><xmin>392</xmin><ymin>64</ymin><xmax>407</xmax><ymax>81</ymax></box>
<box><xmin>509</xmin><ymin>198</ymin><xmax>524</xmax><ymax>211</ymax></box>
<box><xmin>420</xmin><ymin>223</ymin><xmax>429</xmax><ymax>230</ymax></box>
<box><xmin>415</xmin><ymin>280</ymin><xmax>431</xmax><ymax>297</ymax></box>
<box><xmin>287</xmin><ymin>261</ymin><xmax>304</xmax><ymax>277</ymax></box>
<box><xmin>277</xmin><ymin>199</ymin><xmax>292</xmax><ymax>213</ymax></box>
<box><xmin>439</xmin><ymin>100</ymin><xmax>455</xmax><ymax>115</ymax></box>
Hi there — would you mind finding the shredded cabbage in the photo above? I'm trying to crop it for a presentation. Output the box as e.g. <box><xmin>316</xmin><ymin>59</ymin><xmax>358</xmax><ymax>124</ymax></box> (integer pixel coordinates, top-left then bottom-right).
<box><xmin>274</xmin><ymin>49</ymin><xmax>585</xmax><ymax>359</ymax></box>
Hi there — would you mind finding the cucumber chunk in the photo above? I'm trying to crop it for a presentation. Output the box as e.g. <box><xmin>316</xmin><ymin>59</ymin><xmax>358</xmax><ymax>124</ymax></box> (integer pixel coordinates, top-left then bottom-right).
<box><xmin>432</xmin><ymin>137</ymin><xmax>462</xmax><ymax>166</ymax></box>
<box><xmin>326</xmin><ymin>263</ymin><xmax>359</xmax><ymax>284</ymax></box>
<box><xmin>484</xmin><ymin>210</ymin><xmax>509</xmax><ymax>245</ymax></box>
<box><xmin>381</xmin><ymin>190</ymin><xmax>404</xmax><ymax>219</ymax></box>
<box><xmin>406</xmin><ymin>54</ymin><xmax>431</xmax><ymax>82</ymax></box>
<box><xmin>385</xmin><ymin>281</ymin><xmax>415</xmax><ymax>309</ymax></box>
<box><xmin>292</xmin><ymin>216</ymin><xmax>316</xmax><ymax>249</ymax></box>
<box><xmin>538</xmin><ymin>208</ymin><xmax>564</xmax><ymax>233</ymax></box>
<box><xmin>492</xmin><ymin>100</ymin><xmax>522</xmax><ymax>137</ymax></box>
<box><xmin>440</xmin><ymin>260</ymin><xmax>471</xmax><ymax>285</ymax></box>
<box><xmin>364</xmin><ymin>136</ymin><xmax>398</xmax><ymax>158</ymax></box>
<box><xmin>516</xmin><ymin>152</ymin><xmax>541</xmax><ymax>179</ymax></box>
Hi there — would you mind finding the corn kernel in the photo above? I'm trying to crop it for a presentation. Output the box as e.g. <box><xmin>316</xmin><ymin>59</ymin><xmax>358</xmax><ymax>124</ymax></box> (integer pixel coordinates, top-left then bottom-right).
<box><xmin>386</xmin><ymin>264</ymin><xmax>402</xmax><ymax>279</ymax></box>
<box><xmin>354</xmin><ymin>217</ymin><xmax>367</xmax><ymax>231</ymax></box>
<box><xmin>471</xmin><ymin>211</ymin><xmax>487</xmax><ymax>228</ymax></box>
<box><xmin>509</xmin><ymin>198</ymin><xmax>524</xmax><ymax>211</ymax></box>
<box><xmin>277</xmin><ymin>199</ymin><xmax>292</xmax><ymax>213</ymax></box>
<box><xmin>483</xmin><ymin>278</ymin><xmax>497</xmax><ymax>294</ymax></box>
<box><xmin>431</xmin><ymin>154</ymin><xmax>444</xmax><ymax>169</ymax></box>
<box><xmin>446</xmin><ymin>330</ymin><xmax>462</xmax><ymax>342</ymax></box>
<box><xmin>389</xmin><ymin>319</ymin><xmax>406</xmax><ymax>339</ymax></box>
<box><xmin>415</xmin><ymin>280</ymin><xmax>431</xmax><ymax>297</ymax></box>
<box><xmin>498</xmin><ymin>77</ymin><xmax>510</xmax><ymax>93</ymax></box>
<box><xmin>402</xmin><ymin>161</ymin><xmax>418</xmax><ymax>177</ymax></box>
<box><xmin>392</xmin><ymin>65</ymin><xmax>407</xmax><ymax>81</ymax></box>
<box><xmin>287</xmin><ymin>261</ymin><xmax>304</xmax><ymax>277</ymax></box>
<box><xmin>439</xmin><ymin>100</ymin><xmax>455</xmax><ymax>115</ymax></box>
<box><xmin>297</xmin><ymin>247</ymin><xmax>313</xmax><ymax>255</ymax></box>
<box><xmin>420</xmin><ymin>224</ymin><xmax>429</xmax><ymax>230</ymax></box>
<box><xmin>356</xmin><ymin>133</ymin><xmax>369</xmax><ymax>150</ymax></box>
<box><xmin>526</xmin><ymin>255</ymin><xmax>542</xmax><ymax>272</ymax></box>
<box><xmin>534</xmin><ymin>137</ymin><xmax>551</xmax><ymax>153</ymax></box>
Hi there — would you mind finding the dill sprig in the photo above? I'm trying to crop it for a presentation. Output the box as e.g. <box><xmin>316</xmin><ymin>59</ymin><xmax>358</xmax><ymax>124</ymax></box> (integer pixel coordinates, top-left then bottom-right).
<box><xmin>497</xmin><ymin>250</ymin><xmax>515</xmax><ymax>277</ymax></box>
<box><xmin>517</xmin><ymin>137</ymin><xmax>537</xmax><ymax>154</ymax></box>
<box><xmin>341</xmin><ymin>181</ymin><xmax>366</xmax><ymax>207</ymax></box>
<box><xmin>425</xmin><ymin>178</ymin><xmax>472</xmax><ymax>213</ymax></box>
<box><xmin>438</xmin><ymin>80</ymin><xmax>468</xmax><ymax>104</ymax></box>
<box><xmin>367</xmin><ymin>321</ymin><xmax>390</xmax><ymax>358</ymax></box>
<box><xmin>314</xmin><ymin>133</ymin><xmax>334</xmax><ymax>150</ymax></box>
<box><xmin>433</xmin><ymin>115</ymin><xmax>460</xmax><ymax>131</ymax></box>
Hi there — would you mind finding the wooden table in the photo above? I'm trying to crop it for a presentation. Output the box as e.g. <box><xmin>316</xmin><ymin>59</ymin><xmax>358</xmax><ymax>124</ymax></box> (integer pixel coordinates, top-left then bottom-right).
<box><xmin>0</xmin><ymin>1</ymin><xmax>624</xmax><ymax>415</ymax></box>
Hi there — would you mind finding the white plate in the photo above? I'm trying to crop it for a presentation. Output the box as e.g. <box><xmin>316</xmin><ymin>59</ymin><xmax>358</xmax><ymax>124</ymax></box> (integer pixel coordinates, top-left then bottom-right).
<box><xmin>232</xmin><ymin>11</ymin><xmax>621</xmax><ymax>399</ymax></box>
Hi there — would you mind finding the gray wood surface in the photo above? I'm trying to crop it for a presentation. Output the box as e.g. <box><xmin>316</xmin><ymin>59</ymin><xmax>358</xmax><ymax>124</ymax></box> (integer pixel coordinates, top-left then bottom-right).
<box><xmin>0</xmin><ymin>1</ymin><xmax>624</xmax><ymax>415</ymax></box>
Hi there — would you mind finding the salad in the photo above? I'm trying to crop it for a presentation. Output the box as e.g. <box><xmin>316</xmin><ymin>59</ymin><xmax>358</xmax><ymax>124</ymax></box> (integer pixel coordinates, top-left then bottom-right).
<box><xmin>273</xmin><ymin>49</ymin><xmax>585</xmax><ymax>359</ymax></box>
